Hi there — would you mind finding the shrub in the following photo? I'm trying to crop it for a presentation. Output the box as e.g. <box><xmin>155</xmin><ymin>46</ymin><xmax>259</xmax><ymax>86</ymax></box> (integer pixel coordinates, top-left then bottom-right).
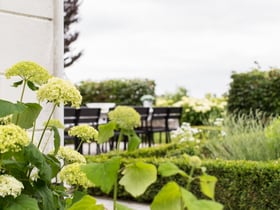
<box><xmin>87</xmin><ymin>152</ymin><xmax>280</xmax><ymax>210</ymax></box>
<box><xmin>77</xmin><ymin>79</ymin><xmax>155</xmax><ymax>105</ymax></box>
<box><xmin>205</xmin><ymin>112</ymin><xmax>280</xmax><ymax>161</ymax></box>
<box><xmin>227</xmin><ymin>68</ymin><xmax>280</xmax><ymax>117</ymax></box>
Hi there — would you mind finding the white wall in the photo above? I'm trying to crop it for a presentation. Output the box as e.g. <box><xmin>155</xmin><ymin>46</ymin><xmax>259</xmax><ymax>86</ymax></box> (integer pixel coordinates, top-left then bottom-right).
<box><xmin>0</xmin><ymin>0</ymin><xmax>64</xmax><ymax>151</ymax></box>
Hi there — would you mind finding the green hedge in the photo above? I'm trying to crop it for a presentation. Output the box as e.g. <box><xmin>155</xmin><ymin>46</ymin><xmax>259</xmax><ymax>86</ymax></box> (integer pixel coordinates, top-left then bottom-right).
<box><xmin>227</xmin><ymin>69</ymin><xmax>280</xmax><ymax>117</ymax></box>
<box><xmin>86</xmin><ymin>147</ymin><xmax>280</xmax><ymax>210</ymax></box>
<box><xmin>76</xmin><ymin>79</ymin><xmax>156</xmax><ymax>105</ymax></box>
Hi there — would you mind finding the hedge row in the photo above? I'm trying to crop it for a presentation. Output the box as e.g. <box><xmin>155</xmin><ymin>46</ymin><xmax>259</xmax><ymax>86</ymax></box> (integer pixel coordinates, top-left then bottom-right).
<box><xmin>227</xmin><ymin>69</ymin><xmax>280</xmax><ymax>117</ymax></box>
<box><xmin>86</xmin><ymin>146</ymin><xmax>280</xmax><ymax>210</ymax></box>
<box><xmin>76</xmin><ymin>79</ymin><xmax>156</xmax><ymax>105</ymax></box>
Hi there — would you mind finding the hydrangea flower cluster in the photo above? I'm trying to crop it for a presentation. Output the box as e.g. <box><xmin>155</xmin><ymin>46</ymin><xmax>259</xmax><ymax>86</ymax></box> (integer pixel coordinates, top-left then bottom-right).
<box><xmin>0</xmin><ymin>124</ymin><xmax>30</xmax><ymax>153</ymax></box>
<box><xmin>59</xmin><ymin>163</ymin><xmax>93</xmax><ymax>188</ymax></box>
<box><xmin>171</xmin><ymin>122</ymin><xmax>201</xmax><ymax>143</ymax></box>
<box><xmin>0</xmin><ymin>175</ymin><xmax>24</xmax><ymax>198</ymax></box>
<box><xmin>5</xmin><ymin>61</ymin><xmax>51</xmax><ymax>85</ymax></box>
<box><xmin>44</xmin><ymin>119</ymin><xmax>64</xmax><ymax>129</ymax></box>
<box><xmin>108</xmin><ymin>106</ymin><xmax>141</xmax><ymax>130</ymax></box>
<box><xmin>56</xmin><ymin>147</ymin><xmax>86</xmax><ymax>164</ymax></box>
<box><xmin>37</xmin><ymin>77</ymin><xmax>82</xmax><ymax>108</ymax></box>
<box><xmin>0</xmin><ymin>115</ymin><xmax>12</xmax><ymax>125</ymax></box>
<box><xmin>68</xmin><ymin>124</ymin><xmax>98</xmax><ymax>143</ymax></box>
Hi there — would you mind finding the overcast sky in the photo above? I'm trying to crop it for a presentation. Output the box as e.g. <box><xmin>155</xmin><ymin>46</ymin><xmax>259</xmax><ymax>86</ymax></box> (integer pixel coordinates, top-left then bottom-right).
<box><xmin>65</xmin><ymin>0</ymin><xmax>280</xmax><ymax>98</ymax></box>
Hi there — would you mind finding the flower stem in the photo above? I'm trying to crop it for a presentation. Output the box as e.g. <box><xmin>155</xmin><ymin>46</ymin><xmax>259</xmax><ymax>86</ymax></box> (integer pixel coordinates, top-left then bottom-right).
<box><xmin>186</xmin><ymin>167</ymin><xmax>195</xmax><ymax>190</ymax></box>
<box><xmin>15</xmin><ymin>80</ymin><xmax>27</xmax><ymax>125</ymax></box>
<box><xmin>76</xmin><ymin>139</ymin><xmax>83</xmax><ymax>152</ymax></box>
<box><xmin>116</xmin><ymin>130</ymin><xmax>123</xmax><ymax>152</ymax></box>
<box><xmin>37</xmin><ymin>104</ymin><xmax>56</xmax><ymax>149</ymax></box>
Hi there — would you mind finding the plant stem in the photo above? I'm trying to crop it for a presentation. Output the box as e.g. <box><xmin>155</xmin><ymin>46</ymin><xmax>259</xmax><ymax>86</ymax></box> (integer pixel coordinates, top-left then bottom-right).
<box><xmin>19</xmin><ymin>80</ymin><xmax>27</xmax><ymax>102</ymax></box>
<box><xmin>116</xmin><ymin>130</ymin><xmax>123</xmax><ymax>152</ymax></box>
<box><xmin>186</xmin><ymin>167</ymin><xmax>195</xmax><ymax>191</ymax></box>
<box><xmin>31</xmin><ymin>120</ymin><xmax>37</xmax><ymax>143</ymax></box>
<box><xmin>113</xmin><ymin>129</ymin><xmax>123</xmax><ymax>210</ymax></box>
<box><xmin>37</xmin><ymin>104</ymin><xmax>56</xmax><ymax>148</ymax></box>
<box><xmin>15</xmin><ymin>80</ymin><xmax>27</xmax><ymax>125</ymax></box>
<box><xmin>76</xmin><ymin>139</ymin><xmax>83</xmax><ymax>152</ymax></box>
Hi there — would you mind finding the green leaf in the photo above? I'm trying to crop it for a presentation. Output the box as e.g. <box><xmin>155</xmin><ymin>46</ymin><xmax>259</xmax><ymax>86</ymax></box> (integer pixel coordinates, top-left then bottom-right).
<box><xmin>151</xmin><ymin>181</ymin><xmax>182</xmax><ymax>210</ymax></box>
<box><xmin>51</xmin><ymin>126</ymin><xmax>61</xmax><ymax>155</ymax></box>
<box><xmin>116</xmin><ymin>202</ymin><xmax>134</xmax><ymax>210</ymax></box>
<box><xmin>12</xmin><ymin>103</ymin><xmax>42</xmax><ymax>129</ymax></box>
<box><xmin>97</xmin><ymin>121</ymin><xmax>116</xmax><ymax>143</ymax></box>
<box><xmin>81</xmin><ymin>157</ymin><xmax>121</xmax><ymax>194</ymax></box>
<box><xmin>44</xmin><ymin>154</ymin><xmax>61</xmax><ymax>178</ymax></box>
<box><xmin>4</xmin><ymin>194</ymin><xmax>39</xmax><ymax>210</ymax></box>
<box><xmin>127</xmin><ymin>134</ymin><xmax>141</xmax><ymax>151</ymax></box>
<box><xmin>0</xmin><ymin>99</ymin><xmax>26</xmax><ymax>118</ymax></box>
<box><xmin>12</xmin><ymin>80</ymin><xmax>23</xmax><ymax>87</ymax></box>
<box><xmin>199</xmin><ymin>174</ymin><xmax>217</xmax><ymax>199</ymax></box>
<box><xmin>68</xmin><ymin>195</ymin><xmax>105</xmax><ymax>210</ymax></box>
<box><xmin>24</xmin><ymin>144</ymin><xmax>52</xmax><ymax>182</ymax></box>
<box><xmin>158</xmin><ymin>162</ymin><xmax>187</xmax><ymax>177</ymax></box>
<box><xmin>27</xmin><ymin>80</ymin><xmax>39</xmax><ymax>91</ymax></box>
<box><xmin>119</xmin><ymin>161</ymin><xmax>157</xmax><ymax>197</ymax></box>
<box><xmin>180</xmin><ymin>187</ymin><xmax>198</xmax><ymax>209</ymax></box>
<box><xmin>71</xmin><ymin>191</ymin><xmax>88</xmax><ymax>205</ymax></box>
<box><xmin>34</xmin><ymin>182</ymin><xmax>55</xmax><ymax>210</ymax></box>
<box><xmin>187</xmin><ymin>199</ymin><xmax>224</xmax><ymax>210</ymax></box>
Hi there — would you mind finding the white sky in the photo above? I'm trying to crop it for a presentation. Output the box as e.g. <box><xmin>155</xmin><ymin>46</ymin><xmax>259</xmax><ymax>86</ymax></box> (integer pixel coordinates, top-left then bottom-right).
<box><xmin>65</xmin><ymin>0</ymin><xmax>280</xmax><ymax>98</ymax></box>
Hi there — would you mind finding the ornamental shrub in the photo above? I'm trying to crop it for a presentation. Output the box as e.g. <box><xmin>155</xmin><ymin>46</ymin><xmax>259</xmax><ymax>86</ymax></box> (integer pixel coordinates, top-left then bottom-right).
<box><xmin>227</xmin><ymin>68</ymin><xmax>280</xmax><ymax>117</ymax></box>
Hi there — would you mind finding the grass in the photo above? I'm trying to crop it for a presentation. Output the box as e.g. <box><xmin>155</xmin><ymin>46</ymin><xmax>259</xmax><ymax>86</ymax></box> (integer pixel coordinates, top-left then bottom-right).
<box><xmin>205</xmin><ymin>112</ymin><xmax>280</xmax><ymax>161</ymax></box>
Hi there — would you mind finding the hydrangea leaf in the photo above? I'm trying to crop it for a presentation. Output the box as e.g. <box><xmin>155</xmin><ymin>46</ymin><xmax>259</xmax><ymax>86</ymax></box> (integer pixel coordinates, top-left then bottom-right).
<box><xmin>199</xmin><ymin>174</ymin><xmax>217</xmax><ymax>199</ymax></box>
<box><xmin>180</xmin><ymin>187</ymin><xmax>197</xmax><ymax>208</ymax></box>
<box><xmin>151</xmin><ymin>181</ymin><xmax>182</xmax><ymax>210</ymax></box>
<box><xmin>27</xmin><ymin>80</ymin><xmax>39</xmax><ymax>91</ymax></box>
<box><xmin>119</xmin><ymin>161</ymin><xmax>157</xmax><ymax>197</ymax></box>
<box><xmin>24</xmin><ymin>144</ymin><xmax>52</xmax><ymax>182</ymax></box>
<box><xmin>68</xmin><ymin>195</ymin><xmax>105</xmax><ymax>210</ymax></box>
<box><xmin>12</xmin><ymin>103</ymin><xmax>42</xmax><ymax>129</ymax></box>
<box><xmin>81</xmin><ymin>157</ymin><xmax>121</xmax><ymax>194</ymax></box>
<box><xmin>51</xmin><ymin>126</ymin><xmax>61</xmax><ymax>155</ymax></box>
<box><xmin>4</xmin><ymin>194</ymin><xmax>39</xmax><ymax>210</ymax></box>
<box><xmin>0</xmin><ymin>99</ymin><xmax>26</xmax><ymax>118</ymax></box>
<box><xmin>97</xmin><ymin>121</ymin><xmax>116</xmax><ymax>143</ymax></box>
<box><xmin>186</xmin><ymin>199</ymin><xmax>224</xmax><ymax>210</ymax></box>
<box><xmin>127</xmin><ymin>133</ymin><xmax>141</xmax><ymax>151</ymax></box>
<box><xmin>116</xmin><ymin>202</ymin><xmax>134</xmax><ymax>210</ymax></box>
<box><xmin>158</xmin><ymin>162</ymin><xmax>187</xmax><ymax>177</ymax></box>
<box><xmin>34</xmin><ymin>183</ymin><xmax>55</xmax><ymax>210</ymax></box>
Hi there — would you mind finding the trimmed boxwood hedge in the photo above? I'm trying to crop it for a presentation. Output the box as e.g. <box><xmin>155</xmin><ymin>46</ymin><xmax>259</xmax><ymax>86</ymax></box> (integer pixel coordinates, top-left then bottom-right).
<box><xmin>86</xmin><ymin>145</ymin><xmax>280</xmax><ymax>210</ymax></box>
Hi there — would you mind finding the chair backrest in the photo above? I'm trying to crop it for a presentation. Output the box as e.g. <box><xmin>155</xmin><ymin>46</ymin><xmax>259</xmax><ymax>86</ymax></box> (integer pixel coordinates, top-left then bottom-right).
<box><xmin>132</xmin><ymin>106</ymin><xmax>150</xmax><ymax>121</ymax></box>
<box><xmin>151</xmin><ymin>107</ymin><xmax>169</xmax><ymax>120</ymax></box>
<box><xmin>132</xmin><ymin>106</ymin><xmax>150</xmax><ymax>128</ymax></box>
<box><xmin>64</xmin><ymin>106</ymin><xmax>78</xmax><ymax>125</ymax></box>
<box><xmin>168</xmin><ymin>107</ymin><xmax>182</xmax><ymax>120</ymax></box>
<box><xmin>77</xmin><ymin>107</ymin><xmax>101</xmax><ymax>128</ymax></box>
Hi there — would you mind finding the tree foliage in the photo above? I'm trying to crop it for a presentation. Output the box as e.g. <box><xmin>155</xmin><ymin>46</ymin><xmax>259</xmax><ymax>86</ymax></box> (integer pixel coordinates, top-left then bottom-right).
<box><xmin>64</xmin><ymin>0</ymin><xmax>83</xmax><ymax>68</ymax></box>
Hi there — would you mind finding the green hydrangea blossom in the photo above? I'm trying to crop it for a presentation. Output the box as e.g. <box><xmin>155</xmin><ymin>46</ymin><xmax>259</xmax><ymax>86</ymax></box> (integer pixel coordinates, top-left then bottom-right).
<box><xmin>57</xmin><ymin>146</ymin><xmax>86</xmax><ymax>164</ymax></box>
<box><xmin>5</xmin><ymin>61</ymin><xmax>51</xmax><ymax>85</ymax></box>
<box><xmin>108</xmin><ymin>106</ymin><xmax>141</xmax><ymax>130</ymax></box>
<box><xmin>36</xmin><ymin>77</ymin><xmax>82</xmax><ymax>108</ymax></box>
<box><xmin>59</xmin><ymin>163</ymin><xmax>93</xmax><ymax>188</ymax></box>
<box><xmin>0</xmin><ymin>115</ymin><xmax>12</xmax><ymax>125</ymax></box>
<box><xmin>0</xmin><ymin>124</ymin><xmax>30</xmax><ymax>153</ymax></box>
<box><xmin>44</xmin><ymin>119</ymin><xmax>64</xmax><ymax>129</ymax></box>
<box><xmin>68</xmin><ymin>124</ymin><xmax>98</xmax><ymax>143</ymax></box>
<box><xmin>0</xmin><ymin>175</ymin><xmax>24</xmax><ymax>198</ymax></box>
